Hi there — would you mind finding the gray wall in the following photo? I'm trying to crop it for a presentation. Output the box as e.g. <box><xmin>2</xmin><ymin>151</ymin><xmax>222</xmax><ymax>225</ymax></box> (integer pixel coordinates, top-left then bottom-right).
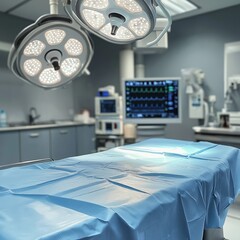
<box><xmin>73</xmin><ymin>36</ymin><xmax>123</xmax><ymax>116</ymax></box>
<box><xmin>143</xmin><ymin>5</ymin><xmax>240</xmax><ymax>140</ymax></box>
<box><xmin>77</xmin><ymin>5</ymin><xmax>240</xmax><ymax>141</ymax></box>
<box><xmin>0</xmin><ymin>75</ymin><xmax>74</xmax><ymax>123</ymax></box>
<box><xmin>1</xmin><ymin>5</ymin><xmax>240</xmax><ymax>140</ymax></box>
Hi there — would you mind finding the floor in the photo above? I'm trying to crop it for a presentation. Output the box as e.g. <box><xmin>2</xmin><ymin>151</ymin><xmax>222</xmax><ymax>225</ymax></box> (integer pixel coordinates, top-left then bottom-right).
<box><xmin>224</xmin><ymin>196</ymin><xmax>240</xmax><ymax>240</ymax></box>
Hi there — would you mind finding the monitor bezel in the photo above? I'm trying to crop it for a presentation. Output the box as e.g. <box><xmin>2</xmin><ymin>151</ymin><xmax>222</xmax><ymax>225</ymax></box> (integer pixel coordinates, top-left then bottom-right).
<box><xmin>95</xmin><ymin>96</ymin><xmax>122</xmax><ymax>116</ymax></box>
<box><xmin>122</xmin><ymin>77</ymin><xmax>182</xmax><ymax>124</ymax></box>
<box><xmin>100</xmin><ymin>99</ymin><xmax>117</xmax><ymax>114</ymax></box>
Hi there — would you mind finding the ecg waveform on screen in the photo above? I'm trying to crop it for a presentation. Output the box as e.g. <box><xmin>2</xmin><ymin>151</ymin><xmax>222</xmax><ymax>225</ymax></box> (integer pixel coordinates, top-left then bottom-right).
<box><xmin>125</xmin><ymin>80</ymin><xmax>179</xmax><ymax>119</ymax></box>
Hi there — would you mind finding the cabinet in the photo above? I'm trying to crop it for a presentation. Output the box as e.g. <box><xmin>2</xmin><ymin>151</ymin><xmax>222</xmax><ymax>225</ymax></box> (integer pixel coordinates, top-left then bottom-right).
<box><xmin>0</xmin><ymin>124</ymin><xmax>95</xmax><ymax>167</ymax></box>
<box><xmin>195</xmin><ymin>133</ymin><xmax>240</xmax><ymax>148</ymax></box>
<box><xmin>0</xmin><ymin>131</ymin><xmax>20</xmax><ymax>165</ymax></box>
<box><xmin>193</xmin><ymin>126</ymin><xmax>240</xmax><ymax>148</ymax></box>
<box><xmin>20</xmin><ymin>129</ymin><xmax>50</xmax><ymax>162</ymax></box>
<box><xmin>77</xmin><ymin>125</ymin><xmax>95</xmax><ymax>155</ymax></box>
<box><xmin>50</xmin><ymin>127</ymin><xmax>77</xmax><ymax>160</ymax></box>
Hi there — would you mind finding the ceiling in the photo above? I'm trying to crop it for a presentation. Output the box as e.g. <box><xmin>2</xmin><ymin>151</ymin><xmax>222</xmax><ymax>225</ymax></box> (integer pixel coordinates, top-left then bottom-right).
<box><xmin>0</xmin><ymin>0</ymin><xmax>240</xmax><ymax>22</ymax></box>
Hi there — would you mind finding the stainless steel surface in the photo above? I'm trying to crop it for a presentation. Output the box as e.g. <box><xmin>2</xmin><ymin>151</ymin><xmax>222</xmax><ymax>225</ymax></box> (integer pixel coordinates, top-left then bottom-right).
<box><xmin>0</xmin><ymin>121</ymin><xmax>94</xmax><ymax>132</ymax></box>
<box><xmin>193</xmin><ymin>126</ymin><xmax>240</xmax><ymax>135</ymax></box>
<box><xmin>193</xmin><ymin>126</ymin><xmax>240</xmax><ymax>148</ymax></box>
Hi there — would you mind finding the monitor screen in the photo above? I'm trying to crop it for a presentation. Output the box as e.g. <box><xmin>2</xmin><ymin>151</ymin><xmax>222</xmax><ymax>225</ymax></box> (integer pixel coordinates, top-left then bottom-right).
<box><xmin>100</xmin><ymin>99</ymin><xmax>116</xmax><ymax>113</ymax></box>
<box><xmin>123</xmin><ymin>78</ymin><xmax>182</xmax><ymax>124</ymax></box>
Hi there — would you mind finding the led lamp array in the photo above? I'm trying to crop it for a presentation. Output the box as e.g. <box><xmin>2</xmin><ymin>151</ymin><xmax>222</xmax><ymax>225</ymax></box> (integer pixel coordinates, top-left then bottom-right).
<box><xmin>8</xmin><ymin>0</ymin><xmax>172</xmax><ymax>88</ymax></box>
<box><xmin>22</xmin><ymin>29</ymin><xmax>83</xmax><ymax>85</ymax></box>
<box><xmin>8</xmin><ymin>16</ymin><xmax>93</xmax><ymax>88</ymax></box>
<box><xmin>76</xmin><ymin>0</ymin><xmax>155</xmax><ymax>43</ymax></box>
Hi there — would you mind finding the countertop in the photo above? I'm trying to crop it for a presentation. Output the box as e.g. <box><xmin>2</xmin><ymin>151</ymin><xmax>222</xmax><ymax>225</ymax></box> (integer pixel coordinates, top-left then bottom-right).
<box><xmin>0</xmin><ymin>120</ymin><xmax>95</xmax><ymax>132</ymax></box>
<box><xmin>193</xmin><ymin>126</ymin><xmax>240</xmax><ymax>136</ymax></box>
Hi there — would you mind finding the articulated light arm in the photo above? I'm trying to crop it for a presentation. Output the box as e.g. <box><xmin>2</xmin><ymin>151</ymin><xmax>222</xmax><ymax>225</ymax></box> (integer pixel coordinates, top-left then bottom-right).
<box><xmin>49</xmin><ymin>0</ymin><xmax>59</xmax><ymax>14</ymax></box>
<box><xmin>147</xmin><ymin>0</ymin><xmax>172</xmax><ymax>47</ymax></box>
<box><xmin>62</xmin><ymin>0</ymin><xmax>89</xmax><ymax>30</ymax></box>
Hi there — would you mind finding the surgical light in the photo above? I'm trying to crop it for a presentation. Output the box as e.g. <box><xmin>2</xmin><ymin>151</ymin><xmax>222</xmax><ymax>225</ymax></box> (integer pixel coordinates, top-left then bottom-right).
<box><xmin>68</xmin><ymin>0</ymin><xmax>171</xmax><ymax>46</ymax></box>
<box><xmin>8</xmin><ymin>0</ymin><xmax>172</xmax><ymax>88</ymax></box>
<box><xmin>8</xmin><ymin>2</ymin><xmax>93</xmax><ymax>89</ymax></box>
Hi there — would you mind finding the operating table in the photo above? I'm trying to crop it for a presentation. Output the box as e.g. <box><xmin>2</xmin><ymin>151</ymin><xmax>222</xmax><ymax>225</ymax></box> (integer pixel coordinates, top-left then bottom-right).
<box><xmin>0</xmin><ymin>138</ymin><xmax>239</xmax><ymax>240</ymax></box>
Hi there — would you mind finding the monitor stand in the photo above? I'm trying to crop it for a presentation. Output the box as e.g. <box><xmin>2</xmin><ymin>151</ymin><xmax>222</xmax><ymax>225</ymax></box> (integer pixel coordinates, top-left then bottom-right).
<box><xmin>136</xmin><ymin>124</ymin><xmax>166</xmax><ymax>142</ymax></box>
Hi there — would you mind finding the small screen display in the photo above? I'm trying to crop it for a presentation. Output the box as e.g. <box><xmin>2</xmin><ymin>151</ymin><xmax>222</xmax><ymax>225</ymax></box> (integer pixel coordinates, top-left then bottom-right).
<box><xmin>100</xmin><ymin>99</ymin><xmax>116</xmax><ymax>113</ymax></box>
<box><xmin>105</xmin><ymin>123</ymin><xmax>112</xmax><ymax>131</ymax></box>
<box><xmin>125</xmin><ymin>80</ymin><xmax>179</xmax><ymax>119</ymax></box>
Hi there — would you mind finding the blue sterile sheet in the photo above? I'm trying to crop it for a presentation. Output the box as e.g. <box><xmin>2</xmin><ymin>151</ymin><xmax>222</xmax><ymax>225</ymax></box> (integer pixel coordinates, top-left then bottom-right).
<box><xmin>0</xmin><ymin>138</ymin><xmax>240</xmax><ymax>240</ymax></box>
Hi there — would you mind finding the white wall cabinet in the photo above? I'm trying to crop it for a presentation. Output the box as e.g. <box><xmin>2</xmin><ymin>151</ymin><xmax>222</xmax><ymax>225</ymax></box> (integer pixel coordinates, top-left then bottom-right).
<box><xmin>224</xmin><ymin>41</ymin><xmax>240</xmax><ymax>96</ymax></box>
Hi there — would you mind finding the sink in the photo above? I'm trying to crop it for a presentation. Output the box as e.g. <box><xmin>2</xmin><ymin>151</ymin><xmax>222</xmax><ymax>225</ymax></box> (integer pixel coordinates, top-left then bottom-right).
<box><xmin>8</xmin><ymin>122</ymin><xmax>29</xmax><ymax>127</ymax></box>
<box><xmin>9</xmin><ymin>120</ymin><xmax>57</xmax><ymax>127</ymax></box>
<box><xmin>8</xmin><ymin>120</ymin><xmax>77</xmax><ymax>128</ymax></box>
<box><xmin>31</xmin><ymin>120</ymin><xmax>56</xmax><ymax>125</ymax></box>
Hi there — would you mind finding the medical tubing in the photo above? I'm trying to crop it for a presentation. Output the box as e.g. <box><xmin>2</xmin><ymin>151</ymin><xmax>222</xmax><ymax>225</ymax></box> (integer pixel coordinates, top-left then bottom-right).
<box><xmin>147</xmin><ymin>0</ymin><xmax>172</xmax><ymax>47</ymax></box>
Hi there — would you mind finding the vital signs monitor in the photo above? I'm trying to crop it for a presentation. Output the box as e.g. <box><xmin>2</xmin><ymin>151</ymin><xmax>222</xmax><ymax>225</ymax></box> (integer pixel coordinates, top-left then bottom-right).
<box><xmin>122</xmin><ymin>78</ymin><xmax>182</xmax><ymax>124</ymax></box>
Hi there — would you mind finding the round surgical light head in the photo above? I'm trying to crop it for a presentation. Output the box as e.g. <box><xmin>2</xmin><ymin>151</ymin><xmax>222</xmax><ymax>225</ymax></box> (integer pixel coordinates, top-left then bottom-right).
<box><xmin>74</xmin><ymin>0</ymin><xmax>156</xmax><ymax>44</ymax></box>
<box><xmin>8</xmin><ymin>15</ymin><xmax>93</xmax><ymax>89</ymax></box>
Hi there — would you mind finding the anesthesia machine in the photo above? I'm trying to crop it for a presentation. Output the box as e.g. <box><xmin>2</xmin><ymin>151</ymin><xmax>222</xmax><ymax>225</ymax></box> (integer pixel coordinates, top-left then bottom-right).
<box><xmin>95</xmin><ymin>86</ymin><xmax>124</xmax><ymax>151</ymax></box>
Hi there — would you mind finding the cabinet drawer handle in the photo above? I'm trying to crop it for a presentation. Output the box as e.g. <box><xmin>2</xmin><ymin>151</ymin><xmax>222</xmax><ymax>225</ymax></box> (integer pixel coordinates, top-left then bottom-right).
<box><xmin>60</xmin><ymin>130</ymin><xmax>68</xmax><ymax>134</ymax></box>
<box><xmin>29</xmin><ymin>133</ymin><xmax>40</xmax><ymax>138</ymax></box>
